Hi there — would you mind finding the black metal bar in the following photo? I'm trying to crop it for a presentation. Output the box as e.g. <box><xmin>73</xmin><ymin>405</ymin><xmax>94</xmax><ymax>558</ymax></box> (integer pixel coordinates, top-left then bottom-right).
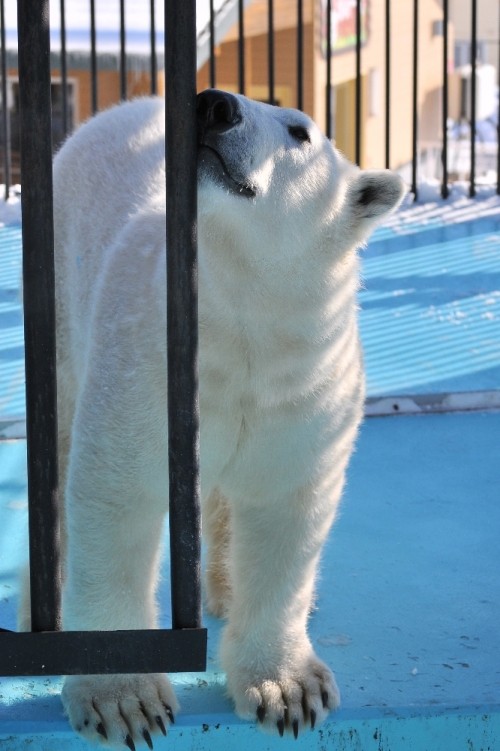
<box><xmin>119</xmin><ymin>0</ymin><xmax>127</xmax><ymax>100</ymax></box>
<box><xmin>238</xmin><ymin>0</ymin><xmax>245</xmax><ymax>95</ymax></box>
<box><xmin>441</xmin><ymin>0</ymin><xmax>449</xmax><ymax>198</ymax></box>
<box><xmin>150</xmin><ymin>0</ymin><xmax>157</xmax><ymax>95</ymax></box>
<box><xmin>90</xmin><ymin>0</ymin><xmax>98</xmax><ymax>113</ymax></box>
<box><xmin>355</xmin><ymin>0</ymin><xmax>361</xmax><ymax>165</ymax></box>
<box><xmin>411</xmin><ymin>0</ymin><xmax>419</xmax><ymax>199</ymax></box>
<box><xmin>0</xmin><ymin>629</ymin><xmax>207</xmax><ymax>676</ymax></box>
<box><xmin>59</xmin><ymin>0</ymin><xmax>68</xmax><ymax>135</ymax></box>
<box><xmin>326</xmin><ymin>0</ymin><xmax>332</xmax><ymax>138</ymax></box>
<box><xmin>268</xmin><ymin>0</ymin><xmax>274</xmax><ymax>103</ymax></box>
<box><xmin>469</xmin><ymin>0</ymin><xmax>477</xmax><ymax>197</ymax></box>
<box><xmin>385</xmin><ymin>0</ymin><xmax>390</xmax><ymax>168</ymax></box>
<box><xmin>0</xmin><ymin>0</ymin><xmax>11</xmax><ymax>200</ymax></box>
<box><xmin>297</xmin><ymin>0</ymin><xmax>303</xmax><ymax>110</ymax></box>
<box><xmin>209</xmin><ymin>0</ymin><xmax>216</xmax><ymax>88</ymax></box>
<box><xmin>497</xmin><ymin>5</ymin><xmax>500</xmax><ymax>196</ymax></box>
<box><xmin>17</xmin><ymin>0</ymin><xmax>61</xmax><ymax>634</ymax></box>
<box><xmin>165</xmin><ymin>0</ymin><xmax>202</xmax><ymax>632</ymax></box>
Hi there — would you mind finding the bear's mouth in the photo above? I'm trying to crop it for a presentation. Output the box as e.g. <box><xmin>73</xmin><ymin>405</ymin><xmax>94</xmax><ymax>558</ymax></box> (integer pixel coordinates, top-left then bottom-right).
<box><xmin>198</xmin><ymin>144</ymin><xmax>256</xmax><ymax>198</ymax></box>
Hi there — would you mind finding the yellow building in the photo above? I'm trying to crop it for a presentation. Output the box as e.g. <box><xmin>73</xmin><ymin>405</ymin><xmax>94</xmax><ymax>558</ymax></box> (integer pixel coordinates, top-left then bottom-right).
<box><xmin>2</xmin><ymin>0</ymin><xmax>452</xmax><ymax>182</ymax></box>
<box><xmin>197</xmin><ymin>0</ymin><xmax>452</xmax><ymax>171</ymax></box>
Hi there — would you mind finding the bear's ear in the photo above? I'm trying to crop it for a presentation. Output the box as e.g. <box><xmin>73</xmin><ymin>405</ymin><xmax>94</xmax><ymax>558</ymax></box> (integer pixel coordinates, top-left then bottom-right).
<box><xmin>350</xmin><ymin>170</ymin><xmax>406</xmax><ymax>224</ymax></box>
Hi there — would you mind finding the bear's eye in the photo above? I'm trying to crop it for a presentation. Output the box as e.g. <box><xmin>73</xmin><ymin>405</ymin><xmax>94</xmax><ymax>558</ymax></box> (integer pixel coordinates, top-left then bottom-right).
<box><xmin>288</xmin><ymin>125</ymin><xmax>310</xmax><ymax>144</ymax></box>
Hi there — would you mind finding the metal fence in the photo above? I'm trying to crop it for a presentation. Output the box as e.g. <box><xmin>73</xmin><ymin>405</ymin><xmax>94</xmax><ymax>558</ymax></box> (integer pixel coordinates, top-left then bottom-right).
<box><xmin>0</xmin><ymin>0</ymin><xmax>206</xmax><ymax>677</ymax></box>
<box><xmin>0</xmin><ymin>0</ymin><xmax>499</xmax><ymax>677</ymax></box>
<box><xmin>0</xmin><ymin>0</ymin><xmax>499</xmax><ymax>201</ymax></box>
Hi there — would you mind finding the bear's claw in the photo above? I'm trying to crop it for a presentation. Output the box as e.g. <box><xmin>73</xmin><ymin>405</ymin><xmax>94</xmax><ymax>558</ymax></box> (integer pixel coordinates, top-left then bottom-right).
<box><xmin>163</xmin><ymin>703</ymin><xmax>175</xmax><ymax>723</ymax></box>
<box><xmin>155</xmin><ymin>715</ymin><xmax>167</xmax><ymax>735</ymax></box>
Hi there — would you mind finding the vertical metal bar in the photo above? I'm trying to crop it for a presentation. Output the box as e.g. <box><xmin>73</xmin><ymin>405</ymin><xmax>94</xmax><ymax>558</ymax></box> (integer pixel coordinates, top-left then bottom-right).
<box><xmin>17</xmin><ymin>0</ymin><xmax>61</xmax><ymax>634</ymax></box>
<box><xmin>164</xmin><ymin>0</ymin><xmax>202</xmax><ymax>631</ymax></box>
<box><xmin>119</xmin><ymin>0</ymin><xmax>127</xmax><ymax>100</ymax></box>
<box><xmin>268</xmin><ymin>0</ymin><xmax>274</xmax><ymax>103</ymax></box>
<box><xmin>238</xmin><ymin>0</ymin><xmax>245</xmax><ymax>95</ymax></box>
<box><xmin>497</xmin><ymin>5</ymin><xmax>500</xmax><ymax>196</ymax></box>
<box><xmin>326</xmin><ymin>0</ymin><xmax>332</xmax><ymax>138</ymax></box>
<box><xmin>0</xmin><ymin>0</ymin><xmax>11</xmax><ymax>200</ymax></box>
<box><xmin>441</xmin><ymin>0</ymin><xmax>449</xmax><ymax>198</ymax></box>
<box><xmin>209</xmin><ymin>0</ymin><xmax>216</xmax><ymax>88</ymax></box>
<box><xmin>411</xmin><ymin>0</ymin><xmax>419</xmax><ymax>199</ymax></box>
<box><xmin>90</xmin><ymin>0</ymin><xmax>98</xmax><ymax>113</ymax></box>
<box><xmin>297</xmin><ymin>0</ymin><xmax>303</xmax><ymax>110</ymax></box>
<box><xmin>150</xmin><ymin>0</ymin><xmax>157</xmax><ymax>95</ymax></box>
<box><xmin>469</xmin><ymin>0</ymin><xmax>477</xmax><ymax>197</ymax></box>
<box><xmin>355</xmin><ymin>0</ymin><xmax>361</xmax><ymax>165</ymax></box>
<box><xmin>384</xmin><ymin>0</ymin><xmax>390</xmax><ymax>168</ymax></box>
<box><xmin>60</xmin><ymin>0</ymin><xmax>68</xmax><ymax>136</ymax></box>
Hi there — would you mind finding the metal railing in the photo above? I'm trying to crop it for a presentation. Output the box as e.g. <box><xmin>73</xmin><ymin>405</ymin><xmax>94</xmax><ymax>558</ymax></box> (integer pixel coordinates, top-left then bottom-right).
<box><xmin>0</xmin><ymin>0</ymin><xmax>499</xmax><ymax>677</ymax></box>
<box><xmin>0</xmin><ymin>1</ymin><xmax>499</xmax><ymax>200</ymax></box>
<box><xmin>0</xmin><ymin>0</ymin><xmax>206</xmax><ymax>677</ymax></box>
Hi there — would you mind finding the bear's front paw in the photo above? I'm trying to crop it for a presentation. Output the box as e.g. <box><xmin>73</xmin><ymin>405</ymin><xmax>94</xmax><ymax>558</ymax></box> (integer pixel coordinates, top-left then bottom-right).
<box><xmin>62</xmin><ymin>673</ymin><xmax>178</xmax><ymax>749</ymax></box>
<box><xmin>225</xmin><ymin>654</ymin><xmax>340</xmax><ymax>738</ymax></box>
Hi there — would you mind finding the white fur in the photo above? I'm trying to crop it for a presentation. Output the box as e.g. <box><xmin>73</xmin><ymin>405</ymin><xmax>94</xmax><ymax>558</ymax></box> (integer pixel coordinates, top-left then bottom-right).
<box><xmin>28</xmin><ymin>94</ymin><xmax>404</xmax><ymax>746</ymax></box>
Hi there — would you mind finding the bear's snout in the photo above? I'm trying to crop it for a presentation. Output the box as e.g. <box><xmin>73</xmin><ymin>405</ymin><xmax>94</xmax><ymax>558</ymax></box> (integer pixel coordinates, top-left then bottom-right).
<box><xmin>197</xmin><ymin>89</ymin><xmax>241</xmax><ymax>142</ymax></box>
<box><xmin>197</xmin><ymin>89</ymin><xmax>256</xmax><ymax>198</ymax></box>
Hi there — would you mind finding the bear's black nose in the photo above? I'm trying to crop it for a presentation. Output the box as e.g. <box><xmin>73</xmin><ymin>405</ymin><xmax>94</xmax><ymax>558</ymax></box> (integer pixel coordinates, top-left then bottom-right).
<box><xmin>197</xmin><ymin>89</ymin><xmax>241</xmax><ymax>141</ymax></box>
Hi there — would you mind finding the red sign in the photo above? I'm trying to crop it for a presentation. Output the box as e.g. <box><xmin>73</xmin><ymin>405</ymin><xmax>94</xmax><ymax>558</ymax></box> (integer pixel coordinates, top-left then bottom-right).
<box><xmin>320</xmin><ymin>0</ymin><xmax>370</xmax><ymax>57</ymax></box>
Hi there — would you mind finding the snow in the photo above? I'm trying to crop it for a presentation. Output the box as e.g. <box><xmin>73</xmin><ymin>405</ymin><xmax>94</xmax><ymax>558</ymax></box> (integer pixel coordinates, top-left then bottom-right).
<box><xmin>383</xmin><ymin>180</ymin><xmax>500</xmax><ymax>233</ymax></box>
<box><xmin>0</xmin><ymin>189</ymin><xmax>21</xmax><ymax>227</ymax></box>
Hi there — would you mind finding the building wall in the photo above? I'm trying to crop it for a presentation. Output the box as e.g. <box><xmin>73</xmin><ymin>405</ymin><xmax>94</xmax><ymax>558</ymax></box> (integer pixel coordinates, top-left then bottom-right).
<box><xmin>449</xmin><ymin>0</ymin><xmax>499</xmax><ymax>67</ymax></box>
<box><xmin>52</xmin><ymin>69</ymin><xmax>163</xmax><ymax>126</ymax></box>
<box><xmin>197</xmin><ymin>25</ymin><xmax>315</xmax><ymax>115</ymax></box>
<box><xmin>313</xmin><ymin>0</ymin><xmax>450</xmax><ymax>169</ymax></box>
<box><xmin>198</xmin><ymin>0</ymin><xmax>450</xmax><ymax>172</ymax></box>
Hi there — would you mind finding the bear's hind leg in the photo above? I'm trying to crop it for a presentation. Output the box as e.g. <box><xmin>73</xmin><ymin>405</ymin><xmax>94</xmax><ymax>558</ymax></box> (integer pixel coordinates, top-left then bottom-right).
<box><xmin>204</xmin><ymin>488</ymin><xmax>232</xmax><ymax>618</ymax></box>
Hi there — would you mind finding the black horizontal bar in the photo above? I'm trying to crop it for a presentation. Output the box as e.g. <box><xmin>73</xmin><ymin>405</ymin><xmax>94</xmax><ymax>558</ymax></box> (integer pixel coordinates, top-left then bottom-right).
<box><xmin>0</xmin><ymin>628</ymin><xmax>207</xmax><ymax>676</ymax></box>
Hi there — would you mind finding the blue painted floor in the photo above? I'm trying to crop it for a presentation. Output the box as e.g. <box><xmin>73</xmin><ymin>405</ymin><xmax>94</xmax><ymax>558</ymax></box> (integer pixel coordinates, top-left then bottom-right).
<box><xmin>1</xmin><ymin>412</ymin><xmax>499</xmax><ymax>749</ymax></box>
<box><xmin>361</xmin><ymin>192</ymin><xmax>500</xmax><ymax>396</ymax></box>
<box><xmin>0</xmin><ymin>222</ymin><xmax>23</xmax><ymax>422</ymax></box>
<box><xmin>1</xmin><ymin>190</ymin><xmax>500</xmax><ymax>749</ymax></box>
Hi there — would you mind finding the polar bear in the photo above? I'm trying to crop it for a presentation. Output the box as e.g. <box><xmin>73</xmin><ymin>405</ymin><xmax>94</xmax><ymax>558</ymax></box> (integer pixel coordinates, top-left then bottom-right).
<box><xmin>37</xmin><ymin>89</ymin><xmax>404</xmax><ymax>748</ymax></box>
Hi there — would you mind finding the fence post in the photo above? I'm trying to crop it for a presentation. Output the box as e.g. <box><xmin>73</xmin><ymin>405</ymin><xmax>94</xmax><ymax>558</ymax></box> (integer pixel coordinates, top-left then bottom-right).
<box><xmin>469</xmin><ymin>0</ymin><xmax>477</xmax><ymax>198</ymax></box>
<box><xmin>411</xmin><ymin>0</ymin><xmax>419</xmax><ymax>199</ymax></box>
<box><xmin>17</xmin><ymin>0</ymin><xmax>61</xmax><ymax>633</ymax></box>
<box><xmin>90</xmin><ymin>0</ymin><xmax>98</xmax><ymax>113</ymax></box>
<box><xmin>165</xmin><ymin>0</ymin><xmax>202</xmax><ymax>631</ymax></box>
<box><xmin>0</xmin><ymin>0</ymin><xmax>11</xmax><ymax>200</ymax></box>
<box><xmin>441</xmin><ymin>0</ymin><xmax>449</xmax><ymax>198</ymax></box>
<box><xmin>355</xmin><ymin>0</ymin><xmax>362</xmax><ymax>166</ymax></box>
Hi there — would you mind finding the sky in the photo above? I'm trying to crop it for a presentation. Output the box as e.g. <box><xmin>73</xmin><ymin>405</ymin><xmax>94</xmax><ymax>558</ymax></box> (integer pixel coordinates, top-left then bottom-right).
<box><xmin>4</xmin><ymin>0</ymin><xmax>236</xmax><ymax>53</ymax></box>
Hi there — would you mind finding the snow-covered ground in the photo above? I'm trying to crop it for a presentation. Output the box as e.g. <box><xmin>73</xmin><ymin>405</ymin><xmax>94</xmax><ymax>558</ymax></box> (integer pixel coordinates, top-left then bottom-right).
<box><xmin>2</xmin><ymin>179</ymin><xmax>499</xmax><ymax>230</ymax></box>
<box><xmin>0</xmin><ymin>189</ymin><xmax>21</xmax><ymax>227</ymax></box>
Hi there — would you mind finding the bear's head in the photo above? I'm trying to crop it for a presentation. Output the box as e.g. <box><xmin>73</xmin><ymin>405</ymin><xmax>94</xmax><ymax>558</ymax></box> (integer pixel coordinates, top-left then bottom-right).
<box><xmin>197</xmin><ymin>89</ymin><xmax>405</xmax><ymax>262</ymax></box>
